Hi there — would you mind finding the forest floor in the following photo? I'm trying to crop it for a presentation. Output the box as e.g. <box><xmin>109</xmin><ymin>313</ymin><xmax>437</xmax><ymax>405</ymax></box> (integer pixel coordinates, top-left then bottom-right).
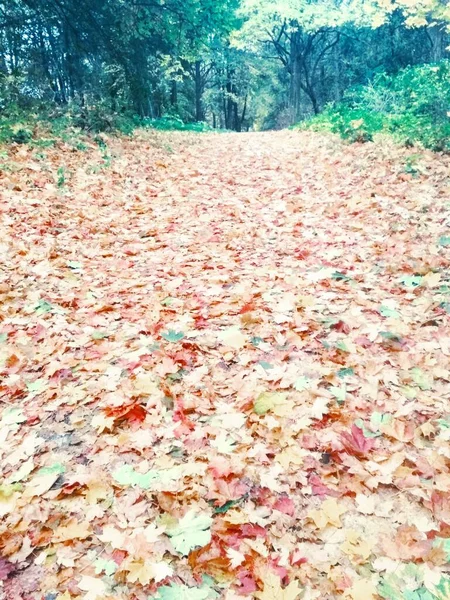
<box><xmin>1</xmin><ymin>130</ymin><xmax>450</xmax><ymax>600</ymax></box>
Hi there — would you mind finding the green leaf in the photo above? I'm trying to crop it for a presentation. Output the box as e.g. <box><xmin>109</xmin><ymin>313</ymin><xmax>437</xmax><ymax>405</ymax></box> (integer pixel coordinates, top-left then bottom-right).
<box><xmin>92</xmin><ymin>331</ymin><xmax>108</xmax><ymax>340</ymax></box>
<box><xmin>67</xmin><ymin>260</ymin><xmax>82</xmax><ymax>270</ymax></box>
<box><xmin>438</xmin><ymin>236</ymin><xmax>450</xmax><ymax>247</ymax></box>
<box><xmin>380</xmin><ymin>331</ymin><xmax>402</xmax><ymax>342</ymax></box>
<box><xmin>213</xmin><ymin>499</ymin><xmax>240</xmax><ymax>514</ymax></box>
<box><xmin>153</xmin><ymin>582</ymin><xmax>212</xmax><ymax>600</ymax></box>
<box><xmin>380</xmin><ymin>305</ymin><xmax>400</xmax><ymax>318</ymax></box>
<box><xmin>112</xmin><ymin>464</ymin><xmax>160</xmax><ymax>489</ymax></box>
<box><xmin>250</xmin><ymin>336</ymin><xmax>263</xmax><ymax>346</ymax></box>
<box><xmin>1</xmin><ymin>407</ymin><xmax>26</xmax><ymax>425</ymax></box>
<box><xmin>253</xmin><ymin>391</ymin><xmax>287</xmax><ymax>415</ymax></box>
<box><xmin>405</xmin><ymin>589</ymin><xmax>435</xmax><ymax>600</ymax></box>
<box><xmin>330</xmin><ymin>384</ymin><xmax>346</xmax><ymax>403</ymax></box>
<box><xmin>0</xmin><ymin>483</ymin><xmax>22</xmax><ymax>498</ymax></box>
<box><xmin>161</xmin><ymin>330</ymin><xmax>185</xmax><ymax>343</ymax></box>
<box><xmin>35</xmin><ymin>299</ymin><xmax>53</xmax><ymax>314</ymax></box>
<box><xmin>400</xmin><ymin>275</ymin><xmax>422</xmax><ymax>288</ymax></box>
<box><xmin>166</xmin><ymin>510</ymin><xmax>212</xmax><ymax>556</ymax></box>
<box><xmin>26</xmin><ymin>379</ymin><xmax>46</xmax><ymax>394</ymax></box>
<box><xmin>335</xmin><ymin>340</ymin><xmax>350</xmax><ymax>352</ymax></box>
<box><xmin>294</xmin><ymin>376</ymin><xmax>310</xmax><ymax>391</ymax></box>
<box><xmin>258</xmin><ymin>361</ymin><xmax>273</xmax><ymax>370</ymax></box>
<box><xmin>411</xmin><ymin>367</ymin><xmax>432</xmax><ymax>390</ymax></box>
<box><xmin>0</xmin><ymin>333</ymin><xmax>7</xmax><ymax>343</ymax></box>
<box><xmin>370</xmin><ymin>411</ymin><xmax>392</xmax><ymax>432</ymax></box>
<box><xmin>161</xmin><ymin>297</ymin><xmax>174</xmax><ymax>306</ymax></box>
<box><xmin>355</xmin><ymin>418</ymin><xmax>381</xmax><ymax>438</ymax></box>
<box><xmin>37</xmin><ymin>463</ymin><xmax>66</xmax><ymax>477</ymax></box>
<box><xmin>337</xmin><ymin>367</ymin><xmax>354</xmax><ymax>379</ymax></box>
<box><xmin>95</xmin><ymin>558</ymin><xmax>117</xmax><ymax>576</ymax></box>
<box><xmin>401</xmin><ymin>385</ymin><xmax>417</xmax><ymax>399</ymax></box>
<box><xmin>332</xmin><ymin>271</ymin><xmax>351</xmax><ymax>282</ymax></box>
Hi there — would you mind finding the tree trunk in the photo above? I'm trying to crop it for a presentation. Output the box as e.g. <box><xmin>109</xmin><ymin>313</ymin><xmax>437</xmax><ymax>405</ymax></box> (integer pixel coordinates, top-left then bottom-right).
<box><xmin>289</xmin><ymin>32</ymin><xmax>302</xmax><ymax>123</ymax></box>
<box><xmin>170</xmin><ymin>80</ymin><xmax>178</xmax><ymax>109</ymax></box>
<box><xmin>194</xmin><ymin>60</ymin><xmax>204</xmax><ymax>122</ymax></box>
<box><xmin>428</xmin><ymin>23</ymin><xmax>445</xmax><ymax>62</ymax></box>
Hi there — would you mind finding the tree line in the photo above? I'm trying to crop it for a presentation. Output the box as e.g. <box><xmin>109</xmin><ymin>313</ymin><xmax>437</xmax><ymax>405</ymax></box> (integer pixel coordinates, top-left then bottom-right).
<box><xmin>0</xmin><ymin>0</ymin><xmax>449</xmax><ymax>131</ymax></box>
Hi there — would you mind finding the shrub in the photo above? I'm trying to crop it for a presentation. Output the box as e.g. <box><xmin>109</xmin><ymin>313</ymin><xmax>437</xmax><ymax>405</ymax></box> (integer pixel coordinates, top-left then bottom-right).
<box><xmin>300</xmin><ymin>60</ymin><xmax>450</xmax><ymax>151</ymax></box>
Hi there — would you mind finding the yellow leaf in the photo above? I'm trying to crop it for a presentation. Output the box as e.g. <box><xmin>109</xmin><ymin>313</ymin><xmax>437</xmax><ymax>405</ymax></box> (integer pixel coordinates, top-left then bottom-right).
<box><xmin>133</xmin><ymin>372</ymin><xmax>160</xmax><ymax>395</ymax></box>
<box><xmin>85</xmin><ymin>481</ymin><xmax>110</xmax><ymax>505</ymax></box>
<box><xmin>276</xmin><ymin>445</ymin><xmax>304</xmax><ymax>469</ymax></box>
<box><xmin>54</xmin><ymin>520</ymin><xmax>92</xmax><ymax>542</ymax></box>
<box><xmin>344</xmin><ymin>578</ymin><xmax>378</xmax><ymax>600</ymax></box>
<box><xmin>341</xmin><ymin>530</ymin><xmax>372</xmax><ymax>560</ymax></box>
<box><xmin>91</xmin><ymin>413</ymin><xmax>115</xmax><ymax>433</ymax></box>
<box><xmin>254</xmin><ymin>572</ymin><xmax>301</xmax><ymax>600</ymax></box>
<box><xmin>124</xmin><ymin>559</ymin><xmax>173</xmax><ymax>585</ymax></box>
<box><xmin>125</xmin><ymin>560</ymin><xmax>154</xmax><ymax>585</ymax></box>
<box><xmin>254</xmin><ymin>391</ymin><xmax>291</xmax><ymax>416</ymax></box>
<box><xmin>218</xmin><ymin>327</ymin><xmax>246</xmax><ymax>350</ymax></box>
<box><xmin>422</xmin><ymin>272</ymin><xmax>441</xmax><ymax>288</ymax></box>
<box><xmin>23</xmin><ymin>473</ymin><xmax>59</xmax><ymax>498</ymax></box>
<box><xmin>309</xmin><ymin>498</ymin><xmax>346</xmax><ymax>529</ymax></box>
<box><xmin>78</xmin><ymin>575</ymin><xmax>107</xmax><ymax>600</ymax></box>
<box><xmin>0</xmin><ymin>488</ymin><xmax>20</xmax><ymax>517</ymax></box>
<box><xmin>355</xmin><ymin>493</ymin><xmax>375</xmax><ymax>515</ymax></box>
<box><xmin>98</xmin><ymin>525</ymin><xmax>126</xmax><ymax>549</ymax></box>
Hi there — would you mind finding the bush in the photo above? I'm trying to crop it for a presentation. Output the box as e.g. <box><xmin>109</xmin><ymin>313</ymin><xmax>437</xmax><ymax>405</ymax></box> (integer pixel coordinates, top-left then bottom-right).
<box><xmin>143</xmin><ymin>116</ymin><xmax>213</xmax><ymax>132</ymax></box>
<box><xmin>300</xmin><ymin>60</ymin><xmax>450</xmax><ymax>151</ymax></box>
<box><xmin>0</xmin><ymin>104</ymin><xmax>214</xmax><ymax>147</ymax></box>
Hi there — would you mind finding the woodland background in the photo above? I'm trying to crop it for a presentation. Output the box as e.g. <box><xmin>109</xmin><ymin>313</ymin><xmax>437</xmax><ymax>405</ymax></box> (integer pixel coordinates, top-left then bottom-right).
<box><xmin>0</xmin><ymin>1</ymin><xmax>449</xmax><ymax>147</ymax></box>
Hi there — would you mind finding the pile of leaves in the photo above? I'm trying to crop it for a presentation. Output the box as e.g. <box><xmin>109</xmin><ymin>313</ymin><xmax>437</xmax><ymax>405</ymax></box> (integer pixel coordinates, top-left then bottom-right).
<box><xmin>301</xmin><ymin>60</ymin><xmax>450</xmax><ymax>151</ymax></box>
<box><xmin>1</xmin><ymin>128</ymin><xmax>450</xmax><ymax>600</ymax></box>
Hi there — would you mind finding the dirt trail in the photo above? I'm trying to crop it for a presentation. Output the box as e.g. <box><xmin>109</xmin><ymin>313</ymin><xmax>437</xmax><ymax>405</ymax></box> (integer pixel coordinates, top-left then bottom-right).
<box><xmin>1</xmin><ymin>131</ymin><xmax>450</xmax><ymax>599</ymax></box>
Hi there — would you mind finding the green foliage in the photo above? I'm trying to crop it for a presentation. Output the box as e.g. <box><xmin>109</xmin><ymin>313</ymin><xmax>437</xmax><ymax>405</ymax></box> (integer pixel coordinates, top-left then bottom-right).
<box><xmin>153</xmin><ymin>581</ymin><xmax>218</xmax><ymax>600</ymax></box>
<box><xmin>301</xmin><ymin>61</ymin><xmax>450</xmax><ymax>151</ymax></box>
<box><xmin>57</xmin><ymin>167</ymin><xmax>66</xmax><ymax>188</ymax></box>
<box><xmin>144</xmin><ymin>117</ymin><xmax>214</xmax><ymax>132</ymax></box>
<box><xmin>166</xmin><ymin>510</ymin><xmax>213</xmax><ymax>555</ymax></box>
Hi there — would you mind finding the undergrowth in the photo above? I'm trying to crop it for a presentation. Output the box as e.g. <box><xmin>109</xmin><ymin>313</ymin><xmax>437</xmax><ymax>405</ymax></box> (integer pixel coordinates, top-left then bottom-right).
<box><xmin>0</xmin><ymin>105</ymin><xmax>215</xmax><ymax>148</ymax></box>
<box><xmin>298</xmin><ymin>60</ymin><xmax>450</xmax><ymax>152</ymax></box>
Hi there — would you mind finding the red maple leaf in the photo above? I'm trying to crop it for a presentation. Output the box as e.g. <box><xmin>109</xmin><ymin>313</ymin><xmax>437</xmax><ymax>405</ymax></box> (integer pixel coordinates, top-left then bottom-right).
<box><xmin>341</xmin><ymin>424</ymin><xmax>375</xmax><ymax>456</ymax></box>
<box><xmin>0</xmin><ymin>558</ymin><xmax>15</xmax><ymax>581</ymax></box>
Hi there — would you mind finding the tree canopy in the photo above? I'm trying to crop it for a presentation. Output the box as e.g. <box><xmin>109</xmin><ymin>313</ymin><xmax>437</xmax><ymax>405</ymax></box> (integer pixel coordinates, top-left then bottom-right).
<box><xmin>0</xmin><ymin>0</ymin><xmax>449</xmax><ymax>130</ymax></box>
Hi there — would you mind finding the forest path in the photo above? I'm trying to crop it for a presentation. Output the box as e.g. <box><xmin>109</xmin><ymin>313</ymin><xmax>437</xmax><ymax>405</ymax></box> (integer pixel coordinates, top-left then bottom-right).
<box><xmin>1</xmin><ymin>130</ymin><xmax>450</xmax><ymax>599</ymax></box>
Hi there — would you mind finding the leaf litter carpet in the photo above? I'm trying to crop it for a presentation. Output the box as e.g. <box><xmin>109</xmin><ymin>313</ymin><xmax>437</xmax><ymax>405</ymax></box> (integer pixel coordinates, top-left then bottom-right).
<box><xmin>1</xmin><ymin>130</ymin><xmax>450</xmax><ymax>600</ymax></box>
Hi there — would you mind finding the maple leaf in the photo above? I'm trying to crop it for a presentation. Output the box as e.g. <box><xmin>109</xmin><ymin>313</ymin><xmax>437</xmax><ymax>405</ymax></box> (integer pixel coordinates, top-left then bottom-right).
<box><xmin>341</xmin><ymin>424</ymin><xmax>375</xmax><ymax>455</ymax></box>
<box><xmin>0</xmin><ymin>557</ymin><xmax>15</xmax><ymax>581</ymax></box>
<box><xmin>4</xmin><ymin>122</ymin><xmax>450</xmax><ymax>600</ymax></box>
<box><xmin>53</xmin><ymin>520</ymin><xmax>92</xmax><ymax>542</ymax></box>
<box><xmin>254</xmin><ymin>572</ymin><xmax>301</xmax><ymax>600</ymax></box>
<box><xmin>253</xmin><ymin>391</ymin><xmax>290</xmax><ymax>416</ymax></box>
<box><xmin>112</xmin><ymin>464</ymin><xmax>160</xmax><ymax>489</ymax></box>
<box><xmin>161</xmin><ymin>330</ymin><xmax>185</xmax><ymax>342</ymax></box>
<box><xmin>344</xmin><ymin>578</ymin><xmax>379</xmax><ymax>600</ymax></box>
<box><xmin>125</xmin><ymin>559</ymin><xmax>173</xmax><ymax>585</ymax></box>
<box><xmin>166</xmin><ymin>510</ymin><xmax>213</xmax><ymax>555</ymax></box>
<box><xmin>308</xmin><ymin>498</ymin><xmax>346</xmax><ymax>529</ymax></box>
<box><xmin>78</xmin><ymin>575</ymin><xmax>108</xmax><ymax>600</ymax></box>
<box><xmin>153</xmin><ymin>582</ymin><xmax>214</xmax><ymax>600</ymax></box>
<box><xmin>217</xmin><ymin>327</ymin><xmax>246</xmax><ymax>349</ymax></box>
